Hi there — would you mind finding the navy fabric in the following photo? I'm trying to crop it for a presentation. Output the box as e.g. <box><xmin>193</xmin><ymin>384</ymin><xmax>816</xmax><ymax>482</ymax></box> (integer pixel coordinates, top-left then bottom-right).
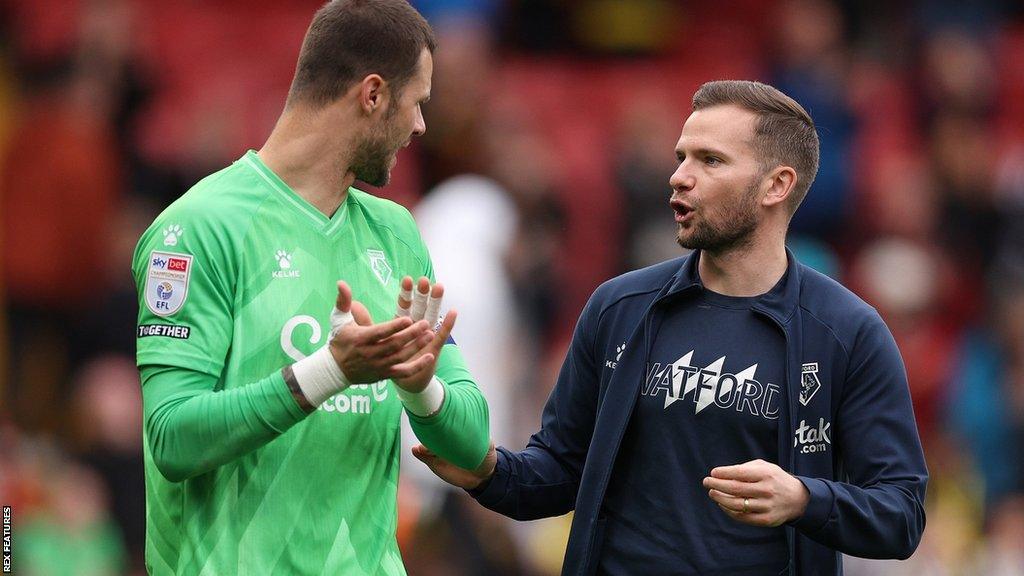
<box><xmin>598</xmin><ymin>286</ymin><xmax>788</xmax><ymax>575</ymax></box>
<box><xmin>470</xmin><ymin>249</ymin><xmax>928</xmax><ymax>576</ymax></box>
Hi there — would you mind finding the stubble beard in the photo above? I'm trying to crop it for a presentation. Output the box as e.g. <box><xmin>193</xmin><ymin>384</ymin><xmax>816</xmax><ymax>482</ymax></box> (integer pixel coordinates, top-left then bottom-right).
<box><xmin>676</xmin><ymin>176</ymin><xmax>761</xmax><ymax>254</ymax></box>
<box><xmin>351</xmin><ymin>112</ymin><xmax>402</xmax><ymax>187</ymax></box>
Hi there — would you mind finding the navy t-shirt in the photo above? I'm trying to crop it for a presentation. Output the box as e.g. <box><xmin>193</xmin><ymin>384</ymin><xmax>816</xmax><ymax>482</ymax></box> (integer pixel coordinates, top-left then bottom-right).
<box><xmin>598</xmin><ymin>280</ymin><xmax>789</xmax><ymax>575</ymax></box>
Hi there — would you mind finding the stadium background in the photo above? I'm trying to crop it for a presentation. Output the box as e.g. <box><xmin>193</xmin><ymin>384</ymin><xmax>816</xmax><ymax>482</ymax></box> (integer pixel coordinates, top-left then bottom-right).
<box><xmin>1</xmin><ymin>0</ymin><xmax>1023</xmax><ymax>574</ymax></box>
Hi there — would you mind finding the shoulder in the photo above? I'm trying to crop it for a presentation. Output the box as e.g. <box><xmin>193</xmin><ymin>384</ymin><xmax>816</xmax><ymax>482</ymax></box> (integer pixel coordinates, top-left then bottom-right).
<box><xmin>133</xmin><ymin>162</ymin><xmax>265</xmax><ymax>273</ymax></box>
<box><xmin>797</xmin><ymin>263</ymin><xmax>887</xmax><ymax>348</ymax></box>
<box><xmin>159</xmin><ymin>162</ymin><xmax>269</xmax><ymax>233</ymax></box>
<box><xmin>588</xmin><ymin>257</ymin><xmax>687</xmax><ymax>314</ymax></box>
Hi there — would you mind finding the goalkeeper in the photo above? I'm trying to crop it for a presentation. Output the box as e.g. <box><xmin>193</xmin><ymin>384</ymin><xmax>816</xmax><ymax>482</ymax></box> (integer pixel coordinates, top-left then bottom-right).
<box><xmin>131</xmin><ymin>1</ymin><xmax>488</xmax><ymax>574</ymax></box>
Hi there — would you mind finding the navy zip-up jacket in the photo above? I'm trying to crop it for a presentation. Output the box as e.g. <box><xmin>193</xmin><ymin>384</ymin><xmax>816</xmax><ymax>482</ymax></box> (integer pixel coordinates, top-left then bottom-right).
<box><xmin>471</xmin><ymin>250</ymin><xmax>928</xmax><ymax>575</ymax></box>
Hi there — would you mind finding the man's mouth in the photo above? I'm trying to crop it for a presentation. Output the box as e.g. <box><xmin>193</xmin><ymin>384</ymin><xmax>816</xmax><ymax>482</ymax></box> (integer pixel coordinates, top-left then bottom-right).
<box><xmin>671</xmin><ymin>199</ymin><xmax>694</xmax><ymax>223</ymax></box>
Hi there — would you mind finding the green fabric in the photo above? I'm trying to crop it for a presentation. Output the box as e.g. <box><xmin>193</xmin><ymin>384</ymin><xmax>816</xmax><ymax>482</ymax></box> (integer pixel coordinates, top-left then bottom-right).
<box><xmin>132</xmin><ymin>151</ymin><xmax>489</xmax><ymax>575</ymax></box>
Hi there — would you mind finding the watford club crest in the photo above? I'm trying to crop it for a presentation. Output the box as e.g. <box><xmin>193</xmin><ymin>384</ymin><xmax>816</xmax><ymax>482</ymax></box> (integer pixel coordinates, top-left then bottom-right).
<box><xmin>366</xmin><ymin>249</ymin><xmax>392</xmax><ymax>285</ymax></box>
<box><xmin>800</xmin><ymin>362</ymin><xmax>822</xmax><ymax>406</ymax></box>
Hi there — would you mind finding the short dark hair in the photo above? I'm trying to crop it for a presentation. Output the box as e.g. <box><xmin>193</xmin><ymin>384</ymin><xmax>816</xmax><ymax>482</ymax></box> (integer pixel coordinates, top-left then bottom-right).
<box><xmin>287</xmin><ymin>0</ymin><xmax>436</xmax><ymax>108</ymax></box>
<box><xmin>692</xmin><ymin>80</ymin><xmax>819</xmax><ymax>214</ymax></box>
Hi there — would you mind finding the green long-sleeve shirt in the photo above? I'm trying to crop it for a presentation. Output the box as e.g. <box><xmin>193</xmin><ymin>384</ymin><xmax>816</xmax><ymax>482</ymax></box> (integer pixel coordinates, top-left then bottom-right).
<box><xmin>133</xmin><ymin>151</ymin><xmax>489</xmax><ymax>575</ymax></box>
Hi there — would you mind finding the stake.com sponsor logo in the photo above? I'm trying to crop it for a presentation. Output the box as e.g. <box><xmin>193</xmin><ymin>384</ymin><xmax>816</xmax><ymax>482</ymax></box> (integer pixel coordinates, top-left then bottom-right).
<box><xmin>794</xmin><ymin>418</ymin><xmax>831</xmax><ymax>454</ymax></box>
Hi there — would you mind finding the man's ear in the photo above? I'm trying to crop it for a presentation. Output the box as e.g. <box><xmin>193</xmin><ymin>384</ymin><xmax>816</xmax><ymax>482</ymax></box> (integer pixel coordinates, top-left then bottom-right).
<box><xmin>358</xmin><ymin>74</ymin><xmax>389</xmax><ymax>115</ymax></box>
<box><xmin>762</xmin><ymin>166</ymin><xmax>797</xmax><ymax>209</ymax></box>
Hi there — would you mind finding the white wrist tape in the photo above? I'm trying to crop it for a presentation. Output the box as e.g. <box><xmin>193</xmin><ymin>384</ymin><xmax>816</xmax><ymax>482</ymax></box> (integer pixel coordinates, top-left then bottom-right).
<box><xmin>397</xmin><ymin>376</ymin><xmax>446</xmax><ymax>417</ymax></box>
<box><xmin>291</xmin><ymin>344</ymin><xmax>351</xmax><ymax>406</ymax></box>
<box><xmin>291</xmin><ymin>303</ymin><xmax>356</xmax><ymax>408</ymax></box>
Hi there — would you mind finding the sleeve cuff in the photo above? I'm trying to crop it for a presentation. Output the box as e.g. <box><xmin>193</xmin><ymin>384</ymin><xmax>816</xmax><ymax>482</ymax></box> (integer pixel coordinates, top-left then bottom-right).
<box><xmin>788</xmin><ymin>475</ymin><xmax>834</xmax><ymax>532</ymax></box>
<box><xmin>398</xmin><ymin>376</ymin><xmax>447</xmax><ymax>418</ymax></box>
<box><xmin>466</xmin><ymin>447</ymin><xmax>511</xmax><ymax>507</ymax></box>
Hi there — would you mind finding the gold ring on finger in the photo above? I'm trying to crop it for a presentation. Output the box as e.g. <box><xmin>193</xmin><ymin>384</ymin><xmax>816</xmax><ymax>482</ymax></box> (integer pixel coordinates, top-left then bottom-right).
<box><xmin>742</xmin><ymin>498</ymin><xmax>750</xmax><ymax>514</ymax></box>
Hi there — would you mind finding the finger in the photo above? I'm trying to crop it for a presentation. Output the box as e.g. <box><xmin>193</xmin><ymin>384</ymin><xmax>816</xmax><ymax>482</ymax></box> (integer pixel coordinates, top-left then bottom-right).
<box><xmin>367</xmin><ymin>320</ymin><xmax>431</xmax><ymax>356</ymax></box>
<box><xmin>718</xmin><ymin>504</ymin><xmax>749</xmax><ymax>521</ymax></box>
<box><xmin>387</xmin><ymin>353</ymin><xmax>435</xmax><ymax>379</ymax></box>
<box><xmin>424</xmin><ymin>283</ymin><xmax>444</xmax><ymax>328</ymax></box>
<box><xmin>708</xmin><ymin>489</ymin><xmax>758</xmax><ymax>513</ymax></box>
<box><xmin>703</xmin><ymin>477</ymin><xmax>761</xmax><ymax>497</ymax></box>
<box><xmin>335</xmin><ymin>281</ymin><xmax>353</xmax><ymax>313</ymax></box>
<box><xmin>707</xmin><ymin>489</ymin><xmax>741</xmax><ymax>513</ymax></box>
<box><xmin>426</xmin><ymin>309</ymin><xmax>457</xmax><ymax>355</ymax></box>
<box><xmin>372</xmin><ymin>328</ymin><xmax>434</xmax><ymax>366</ymax></box>
<box><xmin>718</xmin><ymin>504</ymin><xmax>768</xmax><ymax>526</ymax></box>
<box><xmin>395</xmin><ymin>276</ymin><xmax>413</xmax><ymax>318</ymax></box>
<box><xmin>709</xmin><ymin>461</ymin><xmax>765</xmax><ymax>482</ymax></box>
<box><xmin>411</xmin><ymin>447</ymin><xmax>432</xmax><ymax>464</ymax></box>
<box><xmin>354</xmin><ymin>315</ymin><xmax>413</xmax><ymax>343</ymax></box>
<box><xmin>329</xmin><ymin>305</ymin><xmax>355</xmax><ymax>339</ymax></box>
<box><xmin>351</xmin><ymin>301</ymin><xmax>373</xmax><ymax>326</ymax></box>
<box><xmin>410</xmin><ymin>277</ymin><xmax>430</xmax><ymax>320</ymax></box>
<box><xmin>411</xmin><ymin>444</ymin><xmax>435</xmax><ymax>458</ymax></box>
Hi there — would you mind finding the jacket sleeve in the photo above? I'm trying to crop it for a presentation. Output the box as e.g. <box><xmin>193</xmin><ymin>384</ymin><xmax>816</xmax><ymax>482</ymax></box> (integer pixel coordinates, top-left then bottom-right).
<box><xmin>791</xmin><ymin>312</ymin><xmax>928</xmax><ymax>559</ymax></box>
<box><xmin>469</xmin><ymin>291</ymin><xmax>603</xmax><ymax>520</ymax></box>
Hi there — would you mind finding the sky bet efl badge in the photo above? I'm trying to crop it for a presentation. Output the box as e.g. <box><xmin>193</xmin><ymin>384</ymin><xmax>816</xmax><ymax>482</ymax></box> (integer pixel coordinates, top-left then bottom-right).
<box><xmin>145</xmin><ymin>251</ymin><xmax>193</xmax><ymax>316</ymax></box>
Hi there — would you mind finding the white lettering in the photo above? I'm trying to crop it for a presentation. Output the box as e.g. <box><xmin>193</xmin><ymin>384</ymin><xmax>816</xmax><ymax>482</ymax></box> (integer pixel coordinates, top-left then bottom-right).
<box><xmin>794</xmin><ymin>418</ymin><xmax>832</xmax><ymax>451</ymax></box>
<box><xmin>281</xmin><ymin>315</ymin><xmax>321</xmax><ymax>362</ymax></box>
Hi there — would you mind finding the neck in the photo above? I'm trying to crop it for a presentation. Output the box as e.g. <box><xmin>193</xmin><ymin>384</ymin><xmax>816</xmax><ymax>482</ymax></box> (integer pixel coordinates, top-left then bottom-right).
<box><xmin>697</xmin><ymin>226</ymin><xmax>788</xmax><ymax>297</ymax></box>
<box><xmin>257</xmin><ymin>106</ymin><xmax>357</xmax><ymax>217</ymax></box>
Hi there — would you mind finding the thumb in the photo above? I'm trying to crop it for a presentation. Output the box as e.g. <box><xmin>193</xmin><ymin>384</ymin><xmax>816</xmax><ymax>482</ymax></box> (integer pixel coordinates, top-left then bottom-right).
<box><xmin>351</xmin><ymin>301</ymin><xmax>373</xmax><ymax>326</ymax></box>
<box><xmin>335</xmin><ymin>281</ymin><xmax>353</xmax><ymax>313</ymax></box>
<box><xmin>411</xmin><ymin>445</ymin><xmax>437</xmax><ymax>464</ymax></box>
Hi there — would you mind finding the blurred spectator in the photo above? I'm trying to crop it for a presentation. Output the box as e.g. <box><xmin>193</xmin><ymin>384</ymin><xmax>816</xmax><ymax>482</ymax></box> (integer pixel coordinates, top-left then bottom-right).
<box><xmin>947</xmin><ymin>289</ymin><xmax>1024</xmax><ymax>509</ymax></box>
<box><xmin>416</xmin><ymin>175</ymin><xmax>521</xmax><ymax>447</ymax></box>
<box><xmin>418</xmin><ymin>17</ymin><xmax>495</xmax><ymax>190</ymax></box>
<box><xmin>484</xmin><ymin>96</ymin><xmax>567</xmax><ymax>348</ymax></box>
<box><xmin>969</xmin><ymin>493</ymin><xmax>1024</xmax><ymax>575</ymax></box>
<box><xmin>70</xmin><ymin>355</ymin><xmax>145</xmax><ymax>572</ymax></box>
<box><xmin>614</xmin><ymin>94</ymin><xmax>685</xmax><ymax>272</ymax></box>
<box><xmin>929</xmin><ymin>110</ymin><xmax>1003</xmax><ymax>269</ymax></box>
<box><xmin>15</xmin><ymin>463</ymin><xmax>127</xmax><ymax>576</ymax></box>
<box><xmin>0</xmin><ymin>54</ymin><xmax>122</xmax><ymax>431</ymax></box>
<box><xmin>770</xmin><ymin>0</ymin><xmax>856</xmax><ymax>241</ymax></box>
<box><xmin>849</xmin><ymin>238</ymin><xmax>959</xmax><ymax>439</ymax></box>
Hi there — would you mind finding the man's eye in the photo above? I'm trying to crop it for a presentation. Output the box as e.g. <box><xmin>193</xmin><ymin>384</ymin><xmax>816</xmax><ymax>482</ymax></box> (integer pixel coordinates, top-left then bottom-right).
<box><xmin>705</xmin><ymin>157</ymin><xmax>721</xmax><ymax>165</ymax></box>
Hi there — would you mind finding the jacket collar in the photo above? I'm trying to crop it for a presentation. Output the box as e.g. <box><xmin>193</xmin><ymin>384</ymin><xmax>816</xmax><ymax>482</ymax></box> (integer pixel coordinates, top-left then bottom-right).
<box><xmin>663</xmin><ymin>248</ymin><xmax>802</xmax><ymax>326</ymax></box>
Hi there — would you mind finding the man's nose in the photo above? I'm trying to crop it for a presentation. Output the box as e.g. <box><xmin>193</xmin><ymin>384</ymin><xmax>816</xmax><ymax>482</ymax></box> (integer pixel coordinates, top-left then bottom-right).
<box><xmin>669</xmin><ymin>163</ymin><xmax>695</xmax><ymax>191</ymax></box>
<box><xmin>412</xmin><ymin>109</ymin><xmax>426</xmax><ymax>137</ymax></box>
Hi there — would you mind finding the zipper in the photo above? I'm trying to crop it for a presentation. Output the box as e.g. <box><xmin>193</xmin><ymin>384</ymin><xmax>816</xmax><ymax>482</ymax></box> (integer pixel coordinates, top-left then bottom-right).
<box><xmin>752</xmin><ymin>305</ymin><xmax>799</xmax><ymax>575</ymax></box>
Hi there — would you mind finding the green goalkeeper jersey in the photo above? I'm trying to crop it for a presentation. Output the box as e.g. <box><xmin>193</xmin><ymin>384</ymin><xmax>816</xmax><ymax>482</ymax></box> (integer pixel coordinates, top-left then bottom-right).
<box><xmin>132</xmin><ymin>151</ymin><xmax>489</xmax><ymax>575</ymax></box>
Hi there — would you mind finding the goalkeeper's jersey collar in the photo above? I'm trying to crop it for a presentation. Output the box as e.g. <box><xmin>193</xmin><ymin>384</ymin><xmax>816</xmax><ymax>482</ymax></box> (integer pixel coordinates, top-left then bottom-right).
<box><xmin>241</xmin><ymin>150</ymin><xmax>350</xmax><ymax>236</ymax></box>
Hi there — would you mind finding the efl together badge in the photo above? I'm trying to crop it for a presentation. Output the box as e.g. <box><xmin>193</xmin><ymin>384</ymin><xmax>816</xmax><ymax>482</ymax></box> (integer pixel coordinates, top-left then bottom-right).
<box><xmin>145</xmin><ymin>251</ymin><xmax>193</xmax><ymax>316</ymax></box>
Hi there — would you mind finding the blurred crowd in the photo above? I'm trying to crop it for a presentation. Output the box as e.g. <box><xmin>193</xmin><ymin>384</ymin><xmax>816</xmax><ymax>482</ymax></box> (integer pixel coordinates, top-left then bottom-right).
<box><xmin>2</xmin><ymin>0</ymin><xmax>1023</xmax><ymax>574</ymax></box>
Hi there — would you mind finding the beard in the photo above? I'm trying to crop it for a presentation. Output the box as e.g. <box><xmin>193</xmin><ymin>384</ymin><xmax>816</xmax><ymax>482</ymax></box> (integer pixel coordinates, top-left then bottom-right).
<box><xmin>350</xmin><ymin>113</ymin><xmax>403</xmax><ymax>187</ymax></box>
<box><xmin>676</xmin><ymin>175</ymin><xmax>761</xmax><ymax>253</ymax></box>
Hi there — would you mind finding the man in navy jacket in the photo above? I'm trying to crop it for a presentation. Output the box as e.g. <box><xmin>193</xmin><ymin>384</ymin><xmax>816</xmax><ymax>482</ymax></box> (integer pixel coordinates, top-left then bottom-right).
<box><xmin>413</xmin><ymin>80</ymin><xmax>927</xmax><ymax>575</ymax></box>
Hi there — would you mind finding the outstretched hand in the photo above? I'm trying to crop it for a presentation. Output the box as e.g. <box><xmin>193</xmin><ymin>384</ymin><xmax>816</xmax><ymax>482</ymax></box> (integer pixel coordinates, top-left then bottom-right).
<box><xmin>391</xmin><ymin>276</ymin><xmax>457</xmax><ymax>393</ymax></box>
<box><xmin>411</xmin><ymin>442</ymin><xmax>497</xmax><ymax>490</ymax></box>
<box><xmin>327</xmin><ymin>281</ymin><xmax>435</xmax><ymax>384</ymax></box>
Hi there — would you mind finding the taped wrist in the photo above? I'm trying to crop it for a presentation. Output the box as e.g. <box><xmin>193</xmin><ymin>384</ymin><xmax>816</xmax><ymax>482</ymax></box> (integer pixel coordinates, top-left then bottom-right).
<box><xmin>397</xmin><ymin>375</ymin><xmax>446</xmax><ymax>418</ymax></box>
<box><xmin>286</xmin><ymin>345</ymin><xmax>351</xmax><ymax>411</ymax></box>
